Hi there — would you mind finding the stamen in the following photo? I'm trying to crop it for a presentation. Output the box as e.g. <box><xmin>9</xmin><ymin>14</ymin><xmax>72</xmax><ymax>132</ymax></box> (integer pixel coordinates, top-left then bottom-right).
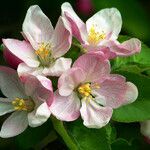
<box><xmin>88</xmin><ymin>25</ymin><xmax>106</xmax><ymax>45</ymax></box>
<box><xmin>35</xmin><ymin>43</ymin><xmax>54</xmax><ymax>67</ymax></box>
<box><xmin>12</xmin><ymin>98</ymin><xmax>35</xmax><ymax>112</ymax></box>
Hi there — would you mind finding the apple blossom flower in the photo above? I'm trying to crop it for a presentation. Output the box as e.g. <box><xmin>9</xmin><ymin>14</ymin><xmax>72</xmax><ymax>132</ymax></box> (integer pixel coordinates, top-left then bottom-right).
<box><xmin>141</xmin><ymin>120</ymin><xmax>150</xmax><ymax>143</ymax></box>
<box><xmin>0</xmin><ymin>67</ymin><xmax>53</xmax><ymax>138</ymax></box>
<box><xmin>3</xmin><ymin>5</ymin><xmax>72</xmax><ymax>77</ymax></box>
<box><xmin>50</xmin><ymin>53</ymin><xmax>138</xmax><ymax>128</ymax></box>
<box><xmin>61</xmin><ymin>2</ymin><xmax>141</xmax><ymax>59</ymax></box>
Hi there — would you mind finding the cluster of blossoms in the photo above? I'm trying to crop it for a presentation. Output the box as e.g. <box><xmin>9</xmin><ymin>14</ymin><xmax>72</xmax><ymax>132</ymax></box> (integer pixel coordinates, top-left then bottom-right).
<box><xmin>0</xmin><ymin>2</ymin><xmax>141</xmax><ymax>138</ymax></box>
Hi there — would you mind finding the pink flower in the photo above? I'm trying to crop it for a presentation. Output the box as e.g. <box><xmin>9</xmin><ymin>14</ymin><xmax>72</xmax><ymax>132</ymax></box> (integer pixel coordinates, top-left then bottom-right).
<box><xmin>61</xmin><ymin>2</ymin><xmax>141</xmax><ymax>59</ymax></box>
<box><xmin>76</xmin><ymin>0</ymin><xmax>94</xmax><ymax>15</ymax></box>
<box><xmin>3</xmin><ymin>46</ymin><xmax>22</xmax><ymax>69</ymax></box>
<box><xmin>51</xmin><ymin>53</ymin><xmax>138</xmax><ymax>128</ymax></box>
<box><xmin>0</xmin><ymin>67</ymin><xmax>53</xmax><ymax>138</ymax></box>
<box><xmin>3</xmin><ymin>5</ymin><xmax>72</xmax><ymax>77</ymax></box>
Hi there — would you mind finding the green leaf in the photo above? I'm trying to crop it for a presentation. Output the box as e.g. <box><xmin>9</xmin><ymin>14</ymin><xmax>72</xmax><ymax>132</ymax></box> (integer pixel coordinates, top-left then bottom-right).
<box><xmin>15</xmin><ymin>120</ymin><xmax>54</xmax><ymax>150</ymax></box>
<box><xmin>65</xmin><ymin>119</ymin><xmax>111</xmax><ymax>150</ymax></box>
<box><xmin>112</xmin><ymin>71</ymin><xmax>150</xmax><ymax>122</ymax></box>
<box><xmin>112</xmin><ymin>36</ymin><xmax>150</xmax><ymax>72</ymax></box>
<box><xmin>111</xmin><ymin>138</ymin><xmax>138</xmax><ymax>150</ymax></box>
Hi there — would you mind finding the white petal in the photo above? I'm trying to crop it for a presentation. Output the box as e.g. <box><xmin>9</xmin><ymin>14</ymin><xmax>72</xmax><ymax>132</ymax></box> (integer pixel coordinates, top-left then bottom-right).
<box><xmin>0</xmin><ymin>67</ymin><xmax>26</xmax><ymax>98</ymax></box>
<box><xmin>23</xmin><ymin>5</ymin><xmax>54</xmax><ymax>49</ymax></box>
<box><xmin>124</xmin><ymin>82</ymin><xmax>138</xmax><ymax>104</ymax></box>
<box><xmin>0</xmin><ymin>111</ymin><xmax>28</xmax><ymax>138</ymax></box>
<box><xmin>42</xmin><ymin>57</ymin><xmax>72</xmax><ymax>77</ymax></box>
<box><xmin>50</xmin><ymin>17</ymin><xmax>72</xmax><ymax>58</ymax></box>
<box><xmin>0</xmin><ymin>98</ymin><xmax>14</xmax><ymax>116</ymax></box>
<box><xmin>17</xmin><ymin>63</ymin><xmax>43</xmax><ymax>77</ymax></box>
<box><xmin>80</xmin><ymin>100</ymin><xmax>113</xmax><ymax>128</ymax></box>
<box><xmin>141</xmin><ymin>120</ymin><xmax>150</xmax><ymax>139</ymax></box>
<box><xmin>28</xmin><ymin>102</ymin><xmax>51</xmax><ymax>127</ymax></box>
<box><xmin>86</xmin><ymin>8</ymin><xmax>122</xmax><ymax>40</ymax></box>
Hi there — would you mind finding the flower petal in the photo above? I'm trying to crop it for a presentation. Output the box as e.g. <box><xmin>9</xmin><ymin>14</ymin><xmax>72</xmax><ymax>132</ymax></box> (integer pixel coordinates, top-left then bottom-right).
<box><xmin>17</xmin><ymin>63</ymin><xmax>43</xmax><ymax>77</ymax></box>
<box><xmin>24</xmin><ymin>75</ymin><xmax>53</xmax><ymax>106</ymax></box>
<box><xmin>50</xmin><ymin>17</ymin><xmax>72</xmax><ymax>58</ymax></box>
<box><xmin>0</xmin><ymin>111</ymin><xmax>28</xmax><ymax>138</ymax></box>
<box><xmin>42</xmin><ymin>57</ymin><xmax>72</xmax><ymax>77</ymax></box>
<box><xmin>3</xmin><ymin>46</ymin><xmax>22</xmax><ymax>69</ymax></box>
<box><xmin>123</xmin><ymin>82</ymin><xmax>138</xmax><ymax>105</ymax></box>
<box><xmin>51</xmin><ymin>91</ymin><xmax>80</xmax><ymax>121</ymax></box>
<box><xmin>141</xmin><ymin>120</ymin><xmax>150</xmax><ymax>139</ymax></box>
<box><xmin>80</xmin><ymin>100</ymin><xmax>112</xmax><ymax>128</ymax></box>
<box><xmin>28</xmin><ymin>102</ymin><xmax>51</xmax><ymax>127</ymax></box>
<box><xmin>3</xmin><ymin>39</ymin><xmax>39</xmax><ymax>67</ymax></box>
<box><xmin>86</xmin><ymin>8</ymin><xmax>122</xmax><ymax>40</ymax></box>
<box><xmin>0</xmin><ymin>66</ymin><xmax>26</xmax><ymax>98</ymax></box>
<box><xmin>109</xmin><ymin>38</ymin><xmax>141</xmax><ymax>57</ymax></box>
<box><xmin>95</xmin><ymin>74</ymin><xmax>137</xmax><ymax>108</ymax></box>
<box><xmin>0</xmin><ymin>98</ymin><xmax>14</xmax><ymax>116</ymax></box>
<box><xmin>73</xmin><ymin>53</ymin><xmax>110</xmax><ymax>82</ymax></box>
<box><xmin>23</xmin><ymin>5</ymin><xmax>54</xmax><ymax>49</ymax></box>
<box><xmin>58</xmin><ymin>67</ymin><xmax>86</xmax><ymax>96</ymax></box>
<box><xmin>61</xmin><ymin>2</ymin><xmax>87</xmax><ymax>43</ymax></box>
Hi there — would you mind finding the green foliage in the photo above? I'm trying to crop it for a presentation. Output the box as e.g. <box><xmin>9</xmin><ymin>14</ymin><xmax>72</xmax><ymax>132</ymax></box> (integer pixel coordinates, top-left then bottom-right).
<box><xmin>65</xmin><ymin>119</ymin><xmax>111</xmax><ymax>150</ymax></box>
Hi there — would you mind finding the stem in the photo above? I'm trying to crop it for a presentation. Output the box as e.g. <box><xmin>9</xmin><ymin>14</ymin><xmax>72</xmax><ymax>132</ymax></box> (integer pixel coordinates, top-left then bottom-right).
<box><xmin>51</xmin><ymin>116</ymin><xmax>77</xmax><ymax>150</ymax></box>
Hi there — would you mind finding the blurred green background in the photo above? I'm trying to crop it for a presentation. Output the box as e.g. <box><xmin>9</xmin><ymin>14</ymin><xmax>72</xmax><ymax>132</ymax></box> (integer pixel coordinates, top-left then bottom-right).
<box><xmin>0</xmin><ymin>0</ymin><xmax>150</xmax><ymax>149</ymax></box>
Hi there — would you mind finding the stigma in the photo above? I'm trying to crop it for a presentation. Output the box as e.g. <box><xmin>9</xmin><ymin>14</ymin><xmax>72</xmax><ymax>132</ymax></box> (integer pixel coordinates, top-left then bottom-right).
<box><xmin>87</xmin><ymin>25</ymin><xmax>106</xmax><ymax>45</ymax></box>
<box><xmin>35</xmin><ymin>43</ymin><xmax>54</xmax><ymax>67</ymax></box>
<box><xmin>12</xmin><ymin>98</ymin><xmax>35</xmax><ymax>112</ymax></box>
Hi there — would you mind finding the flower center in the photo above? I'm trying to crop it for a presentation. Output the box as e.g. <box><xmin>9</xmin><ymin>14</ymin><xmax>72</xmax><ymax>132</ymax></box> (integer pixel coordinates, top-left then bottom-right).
<box><xmin>87</xmin><ymin>25</ymin><xmax>106</xmax><ymax>45</ymax></box>
<box><xmin>78</xmin><ymin>82</ymin><xmax>100</xmax><ymax>102</ymax></box>
<box><xmin>35</xmin><ymin>43</ymin><xmax>54</xmax><ymax>67</ymax></box>
<box><xmin>12</xmin><ymin>98</ymin><xmax>35</xmax><ymax>112</ymax></box>
<box><xmin>78</xmin><ymin>83</ymin><xmax>92</xmax><ymax>97</ymax></box>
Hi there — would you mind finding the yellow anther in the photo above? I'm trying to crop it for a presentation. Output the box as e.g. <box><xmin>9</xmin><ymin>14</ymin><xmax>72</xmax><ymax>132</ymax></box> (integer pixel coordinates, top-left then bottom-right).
<box><xmin>12</xmin><ymin>98</ymin><xmax>27</xmax><ymax>111</ymax></box>
<box><xmin>78</xmin><ymin>83</ymin><xmax>92</xmax><ymax>98</ymax></box>
<box><xmin>88</xmin><ymin>25</ymin><xmax>106</xmax><ymax>45</ymax></box>
<box><xmin>12</xmin><ymin>98</ymin><xmax>35</xmax><ymax>112</ymax></box>
<box><xmin>35</xmin><ymin>43</ymin><xmax>53</xmax><ymax>66</ymax></box>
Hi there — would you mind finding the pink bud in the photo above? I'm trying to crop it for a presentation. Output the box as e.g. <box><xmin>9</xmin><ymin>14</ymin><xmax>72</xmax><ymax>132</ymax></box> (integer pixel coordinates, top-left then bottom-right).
<box><xmin>76</xmin><ymin>0</ymin><xmax>94</xmax><ymax>15</ymax></box>
<box><xmin>3</xmin><ymin>46</ymin><xmax>22</xmax><ymax>69</ymax></box>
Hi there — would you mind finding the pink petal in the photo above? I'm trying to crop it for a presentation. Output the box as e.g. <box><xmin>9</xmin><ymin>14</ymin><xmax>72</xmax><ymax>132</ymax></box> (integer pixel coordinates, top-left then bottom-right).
<box><xmin>58</xmin><ymin>67</ymin><xmax>86</xmax><ymax>96</ymax></box>
<box><xmin>109</xmin><ymin>38</ymin><xmax>141</xmax><ymax>57</ymax></box>
<box><xmin>50</xmin><ymin>17</ymin><xmax>72</xmax><ymax>58</ymax></box>
<box><xmin>80</xmin><ymin>99</ymin><xmax>113</xmax><ymax>128</ymax></box>
<box><xmin>28</xmin><ymin>102</ymin><xmax>51</xmax><ymax>127</ymax></box>
<box><xmin>61</xmin><ymin>2</ymin><xmax>87</xmax><ymax>43</ymax></box>
<box><xmin>50</xmin><ymin>91</ymin><xmax>80</xmax><ymax>121</ymax></box>
<box><xmin>95</xmin><ymin>74</ymin><xmax>137</xmax><ymax>108</ymax></box>
<box><xmin>24</xmin><ymin>75</ymin><xmax>53</xmax><ymax>106</ymax></box>
<box><xmin>73</xmin><ymin>53</ymin><xmax>110</xmax><ymax>82</ymax></box>
<box><xmin>0</xmin><ymin>111</ymin><xmax>28</xmax><ymax>138</ymax></box>
<box><xmin>23</xmin><ymin>5</ymin><xmax>54</xmax><ymax>49</ymax></box>
<box><xmin>3</xmin><ymin>39</ymin><xmax>39</xmax><ymax>67</ymax></box>
<box><xmin>3</xmin><ymin>46</ymin><xmax>22</xmax><ymax>69</ymax></box>
<box><xmin>42</xmin><ymin>57</ymin><xmax>72</xmax><ymax>77</ymax></box>
<box><xmin>0</xmin><ymin>66</ymin><xmax>26</xmax><ymax>98</ymax></box>
<box><xmin>86</xmin><ymin>8</ymin><xmax>122</xmax><ymax>40</ymax></box>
